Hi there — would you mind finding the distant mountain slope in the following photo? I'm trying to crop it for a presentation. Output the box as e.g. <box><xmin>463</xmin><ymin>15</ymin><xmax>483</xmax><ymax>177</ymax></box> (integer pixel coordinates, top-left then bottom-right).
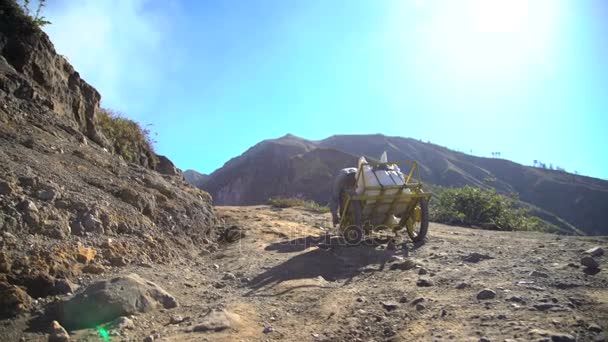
<box><xmin>184</xmin><ymin>169</ymin><xmax>209</xmax><ymax>188</ymax></box>
<box><xmin>200</xmin><ymin>134</ymin><xmax>608</xmax><ymax>235</ymax></box>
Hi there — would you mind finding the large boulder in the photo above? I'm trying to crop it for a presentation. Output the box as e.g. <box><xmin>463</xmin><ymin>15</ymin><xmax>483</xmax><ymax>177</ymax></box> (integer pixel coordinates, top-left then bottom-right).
<box><xmin>58</xmin><ymin>273</ymin><xmax>178</xmax><ymax>329</ymax></box>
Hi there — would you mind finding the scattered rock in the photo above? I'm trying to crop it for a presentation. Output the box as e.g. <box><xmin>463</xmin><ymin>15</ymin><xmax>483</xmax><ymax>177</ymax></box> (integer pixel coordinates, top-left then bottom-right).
<box><xmin>193</xmin><ymin>310</ymin><xmax>233</xmax><ymax>332</ymax></box>
<box><xmin>170</xmin><ymin>315</ymin><xmax>186</xmax><ymax>325</ymax></box>
<box><xmin>390</xmin><ymin>259</ymin><xmax>417</xmax><ymax>271</ymax></box>
<box><xmin>82</xmin><ymin>264</ymin><xmax>106</xmax><ymax>274</ymax></box>
<box><xmin>263</xmin><ymin>324</ymin><xmax>274</xmax><ymax>333</ymax></box>
<box><xmin>48</xmin><ymin>320</ymin><xmax>70</xmax><ymax>342</ymax></box>
<box><xmin>53</xmin><ymin>278</ymin><xmax>78</xmax><ymax>295</ymax></box>
<box><xmin>0</xmin><ymin>282</ymin><xmax>32</xmax><ymax>318</ymax></box>
<box><xmin>388</xmin><ymin>255</ymin><xmax>404</xmax><ymax>263</ymax></box>
<box><xmin>529</xmin><ymin>270</ymin><xmax>549</xmax><ymax>278</ymax></box>
<box><xmin>0</xmin><ymin>180</ymin><xmax>15</xmax><ymax>196</ymax></box>
<box><xmin>418</xmin><ymin>268</ymin><xmax>428</xmax><ymax>275</ymax></box>
<box><xmin>76</xmin><ymin>246</ymin><xmax>97</xmax><ymax>264</ymax></box>
<box><xmin>399</xmin><ymin>295</ymin><xmax>408</xmax><ymax>303</ymax></box>
<box><xmin>463</xmin><ymin>252</ymin><xmax>494</xmax><ymax>263</ymax></box>
<box><xmin>0</xmin><ymin>251</ymin><xmax>11</xmax><ymax>273</ymax></box>
<box><xmin>222</xmin><ymin>225</ymin><xmax>245</xmax><ymax>243</ymax></box>
<box><xmin>81</xmin><ymin>213</ymin><xmax>104</xmax><ymax>234</ymax></box>
<box><xmin>411</xmin><ymin>297</ymin><xmax>425</xmax><ymax>305</ymax></box>
<box><xmin>381</xmin><ymin>301</ymin><xmax>399</xmax><ymax>311</ymax></box>
<box><xmin>581</xmin><ymin>256</ymin><xmax>599</xmax><ymax>269</ymax></box>
<box><xmin>58</xmin><ymin>273</ymin><xmax>178</xmax><ymax>329</ymax></box>
<box><xmin>506</xmin><ymin>295</ymin><xmax>526</xmax><ymax>304</ymax></box>
<box><xmin>416</xmin><ymin>278</ymin><xmax>434</xmax><ymax>287</ymax></box>
<box><xmin>222</xmin><ymin>272</ymin><xmax>237</xmax><ymax>281</ymax></box>
<box><xmin>415</xmin><ymin>303</ymin><xmax>426</xmax><ymax>311</ymax></box>
<box><xmin>588</xmin><ymin>323</ymin><xmax>602</xmax><ymax>333</ymax></box>
<box><xmin>36</xmin><ymin>187</ymin><xmax>58</xmax><ymax>201</ymax></box>
<box><xmin>584</xmin><ymin>247</ymin><xmax>604</xmax><ymax>257</ymax></box>
<box><xmin>17</xmin><ymin>199</ymin><xmax>38</xmax><ymax>213</ymax></box>
<box><xmin>476</xmin><ymin>289</ymin><xmax>496</xmax><ymax>300</ymax></box>
<box><xmin>455</xmin><ymin>282</ymin><xmax>468</xmax><ymax>289</ymax></box>
<box><xmin>109</xmin><ymin>316</ymin><xmax>134</xmax><ymax>330</ymax></box>
<box><xmin>479</xmin><ymin>337</ymin><xmax>491</xmax><ymax>342</ymax></box>
<box><xmin>534</xmin><ymin>303</ymin><xmax>562</xmax><ymax>311</ymax></box>
<box><xmin>550</xmin><ymin>333</ymin><xmax>576</xmax><ymax>342</ymax></box>
<box><xmin>18</xmin><ymin>176</ymin><xmax>37</xmax><ymax>188</ymax></box>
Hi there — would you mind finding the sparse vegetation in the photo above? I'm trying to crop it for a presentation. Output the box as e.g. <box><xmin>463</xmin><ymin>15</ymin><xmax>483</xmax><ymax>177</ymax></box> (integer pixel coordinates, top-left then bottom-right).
<box><xmin>268</xmin><ymin>196</ymin><xmax>330</xmax><ymax>213</ymax></box>
<box><xmin>429</xmin><ymin>186</ymin><xmax>559</xmax><ymax>232</ymax></box>
<box><xmin>97</xmin><ymin>108</ymin><xmax>158</xmax><ymax>168</ymax></box>
<box><xmin>18</xmin><ymin>0</ymin><xmax>51</xmax><ymax>27</ymax></box>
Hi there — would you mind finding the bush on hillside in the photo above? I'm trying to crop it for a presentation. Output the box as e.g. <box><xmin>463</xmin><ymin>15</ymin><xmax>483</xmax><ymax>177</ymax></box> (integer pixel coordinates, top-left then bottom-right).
<box><xmin>97</xmin><ymin>108</ymin><xmax>158</xmax><ymax>168</ymax></box>
<box><xmin>268</xmin><ymin>196</ymin><xmax>330</xmax><ymax>214</ymax></box>
<box><xmin>429</xmin><ymin>186</ymin><xmax>558</xmax><ymax>232</ymax></box>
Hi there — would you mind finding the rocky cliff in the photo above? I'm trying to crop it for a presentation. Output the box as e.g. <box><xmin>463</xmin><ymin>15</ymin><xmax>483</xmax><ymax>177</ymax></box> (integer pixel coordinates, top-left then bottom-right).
<box><xmin>0</xmin><ymin>0</ymin><xmax>217</xmax><ymax>318</ymax></box>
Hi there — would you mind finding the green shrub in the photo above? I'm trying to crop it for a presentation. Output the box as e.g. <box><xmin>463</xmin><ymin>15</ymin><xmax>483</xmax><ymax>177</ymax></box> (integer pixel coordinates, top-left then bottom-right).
<box><xmin>97</xmin><ymin>108</ymin><xmax>157</xmax><ymax>168</ymax></box>
<box><xmin>18</xmin><ymin>0</ymin><xmax>51</xmax><ymax>27</ymax></box>
<box><xmin>429</xmin><ymin>186</ymin><xmax>558</xmax><ymax>232</ymax></box>
<box><xmin>268</xmin><ymin>196</ymin><xmax>330</xmax><ymax>214</ymax></box>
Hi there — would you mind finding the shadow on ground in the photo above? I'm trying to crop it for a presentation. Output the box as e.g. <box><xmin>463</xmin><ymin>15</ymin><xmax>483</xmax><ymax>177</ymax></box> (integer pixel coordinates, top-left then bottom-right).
<box><xmin>247</xmin><ymin>235</ymin><xmax>423</xmax><ymax>296</ymax></box>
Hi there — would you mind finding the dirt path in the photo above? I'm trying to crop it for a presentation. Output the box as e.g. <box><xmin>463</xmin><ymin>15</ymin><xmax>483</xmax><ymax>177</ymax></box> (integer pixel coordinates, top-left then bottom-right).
<box><xmin>6</xmin><ymin>205</ymin><xmax>608</xmax><ymax>341</ymax></box>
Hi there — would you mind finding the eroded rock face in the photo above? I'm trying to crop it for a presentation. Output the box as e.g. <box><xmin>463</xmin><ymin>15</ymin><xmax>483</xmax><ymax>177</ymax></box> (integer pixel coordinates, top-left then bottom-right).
<box><xmin>58</xmin><ymin>273</ymin><xmax>178</xmax><ymax>329</ymax></box>
<box><xmin>0</xmin><ymin>0</ymin><xmax>216</xmax><ymax>306</ymax></box>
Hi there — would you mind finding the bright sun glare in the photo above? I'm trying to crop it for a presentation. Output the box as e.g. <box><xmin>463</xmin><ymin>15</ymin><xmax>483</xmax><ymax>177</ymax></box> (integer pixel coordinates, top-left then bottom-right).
<box><xmin>398</xmin><ymin>0</ymin><xmax>561</xmax><ymax>80</ymax></box>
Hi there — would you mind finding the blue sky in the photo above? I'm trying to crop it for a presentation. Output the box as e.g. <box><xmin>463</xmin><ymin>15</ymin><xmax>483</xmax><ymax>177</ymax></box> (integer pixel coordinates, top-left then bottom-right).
<box><xmin>41</xmin><ymin>0</ymin><xmax>608</xmax><ymax>179</ymax></box>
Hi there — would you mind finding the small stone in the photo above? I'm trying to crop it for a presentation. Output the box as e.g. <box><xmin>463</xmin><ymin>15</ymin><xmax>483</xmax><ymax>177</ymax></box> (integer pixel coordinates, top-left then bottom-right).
<box><xmin>462</xmin><ymin>252</ymin><xmax>494</xmax><ymax>263</ymax></box>
<box><xmin>534</xmin><ymin>303</ymin><xmax>561</xmax><ymax>311</ymax></box>
<box><xmin>111</xmin><ymin>316</ymin><xmax>134</xmax><ymax>330</ymax></box>
<box><xmin>356</xmin><ymin>296</ymin><xmax>365</xmax><ymax>303</ymax></box>
<box><xmin>529</xmin><ymin>270</ymin><xmax>549</xmax><ymax>278</ymax></box>
<box><xmin>390</xmin><ymin>259</ymin><xmax>417</xmax><ymax>271</ymax></box>
<box><xmin>581</xmin><ymin>256</ymin><xmax>599</xmax><ymax>269</ymax></box>
<box><xmin>399</xmin><ymin>295</ymin><xmax>408</xmax><ymax>303</ymax></box>
<box><xmin>36</xmin><ymin>188</ymin><xmax>58</xmax><ymax>201</ymax></box>
<box><xmin>588</xmin><ymin>323</ymin><xmax>602</xmax><ymax>333</ymax></box>
<box><xmin>193</xmin><ymin>310</ymin><xmax>232</xmax><ymax>332</ymax></box>
<box><xmin>53</xmin><ymin>279</ymin><xmax>78</xmax><ymax>295</ymax></box>
<box><xmin>455</xmin><ymin>282</ymin><xmax>468</xmax><ymax>289</ymax></box>
<box><xmin>381</xmin><ymin>301</ymin><xmax>399</xmax><ymax>311</ymax></box>
<box><xmin>170</xmin><ymin>315</ymin><xmax>185</xmax><ymax>324</ymax></box>
<box><xmin>411</xmin><ymin>297</ymin><xmax>425</xmax><ymax>305</ymax></box>
<box><xmin>81</xmin><ymin>213</ymin><xmax>104</xmax><ymax>234</ymax></box>
<box><xmin>222</xmin><ymin>272</ymin><xmax>237</xmax><ymax>281</ymax></box>
<box><xmin>76</xmin><ymin>246</ymin><xmax>96</xmax><ymax>264</ymax></box>
<box><xmin>263</xmin><ymin>324</ymin><xmax>274</xmax><ymax>333</ymax></box>
<box><xmin>476</xmin><ymin>289</ymin><xmax>496</xmax><ymax>300</ymax></box>
<box><xmin>0</xmin><ymin>181</ymin><xmax>15</xmax><ymax>196</ymax></box>
<box><xmin>506</xmin><ymin>296</ymin><xmax>526</xmax><ymax>304</ymax></box>
<box><xmin>584</xmin><ymin>247</ymin><xmax>604</xmax><ymax>257</ymax></box>
<box><xmin>479</xmin><ymin>337</ymin><xmax>491</xmax><ymax>342</ymax></box>
<box><xmin>418</xmin><ymin>268</ymin><xmax>428</xmax><ymax>275</ymax></box>
<box><xmin>550</xmin><ymin>333</ymin><xmax>575</xmax><ymax>342</ymax></box>
<box><xmin>416</xmin><ymin>278</ymin><xmax>434</xmax><ymax>287</ymax></box>
<box><xmin>82</xmin><ymin>264</ymin><xmax>106</xmax><ymax>274</ymax></box>
<box><xmin>49</xmin><ymin>320</ymin><xmax>70</xmax><ymax>342</ymax></box>
<box><xmin>415</xmin><ymin>303</ymin><xmax>425</xmax><ymax>311</ymax></box>
<box><xmin>17</xmin><ymin>199</ymin><xmax>38</xmax><ymax>213</ymax></box>
<box><xmin>18</xmin><ymin>176</ymin><xmax>37</xmax><ymax>188</ymax></box>
<box><xmin>388</xmin><ymin>255</ymin><xmax>404</xmax><ymax>263</ymax></box>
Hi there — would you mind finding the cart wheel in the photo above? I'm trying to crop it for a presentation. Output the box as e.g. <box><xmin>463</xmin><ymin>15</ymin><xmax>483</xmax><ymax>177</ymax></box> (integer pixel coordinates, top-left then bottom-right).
<box><xmin>343</xmin><ymin>200</ymin><xmax>364</xmax><ymax>245</ymax></box>
<box><xmin>406</xmin><ymin>197</ymin><xmax>429</xmax><ymax>243</ymax></box>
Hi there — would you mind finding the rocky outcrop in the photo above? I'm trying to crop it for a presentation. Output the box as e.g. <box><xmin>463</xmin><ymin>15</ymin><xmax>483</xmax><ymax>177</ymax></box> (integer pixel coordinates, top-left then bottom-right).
<box><xmin>0</xmin><ymin>0</ymin><xmax>217</xmax><ymax>315</ymax></box>
<box><xmin>0</xmin><ymin>0</ymin><xmax>107</xmax><ymax>147</ymax></box>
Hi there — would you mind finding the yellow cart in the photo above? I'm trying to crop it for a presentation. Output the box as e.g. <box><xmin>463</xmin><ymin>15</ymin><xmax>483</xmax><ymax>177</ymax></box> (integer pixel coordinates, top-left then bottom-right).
<box><xmin>338</xmin><ymin>161</ymin><xmax>432</xmax><ymax>244</ymax></box>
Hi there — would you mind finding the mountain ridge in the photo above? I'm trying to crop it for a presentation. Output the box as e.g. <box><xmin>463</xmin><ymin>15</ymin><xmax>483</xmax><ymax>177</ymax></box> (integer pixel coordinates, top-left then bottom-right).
<box><xmin>194</xmin><ymin>133</ymin><xmax>608</xmax><ymax>235</ymax></box>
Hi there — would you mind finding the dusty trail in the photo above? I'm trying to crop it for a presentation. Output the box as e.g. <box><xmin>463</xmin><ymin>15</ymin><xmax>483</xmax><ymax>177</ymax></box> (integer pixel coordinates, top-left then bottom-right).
<box><xmin>5</xmin><ymin>205</ymin><xmax>607</xmax><ymax>341</ymax></box>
